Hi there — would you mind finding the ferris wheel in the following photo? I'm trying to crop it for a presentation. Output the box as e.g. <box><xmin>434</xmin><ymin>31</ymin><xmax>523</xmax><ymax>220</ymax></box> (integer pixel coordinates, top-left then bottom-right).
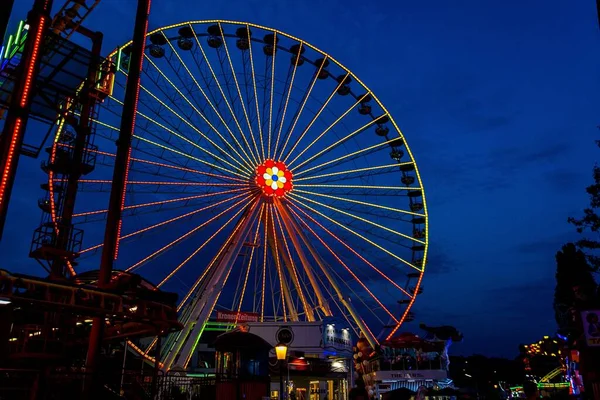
<box><xmin>47</xmin><ymin>20</ymin><xmax>428</xmax><ymax>369</ymax></box>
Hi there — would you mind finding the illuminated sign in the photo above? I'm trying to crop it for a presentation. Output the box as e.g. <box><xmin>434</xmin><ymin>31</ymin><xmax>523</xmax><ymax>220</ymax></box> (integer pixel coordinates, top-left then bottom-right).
<box><xmin>373</xmin><ymin>370</ymin><xmax>448</xmax><ymax>382</ymax></box>
<box><xmin>1</xmin><ymin>21</ymin><xmax>27</xmax><ymax>67</ymax></box>
<box><xmin>215</xmin><ymin>310</ymin><xmax>259</xmax><ymax>323</ymax></box>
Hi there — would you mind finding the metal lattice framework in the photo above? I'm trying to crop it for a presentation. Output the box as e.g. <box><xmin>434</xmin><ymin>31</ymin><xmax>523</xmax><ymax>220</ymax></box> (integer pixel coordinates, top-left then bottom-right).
<box><xmin>46</xmin><ymin>20</ymin><xmax>429</xmax><ymax>370</ymax></box>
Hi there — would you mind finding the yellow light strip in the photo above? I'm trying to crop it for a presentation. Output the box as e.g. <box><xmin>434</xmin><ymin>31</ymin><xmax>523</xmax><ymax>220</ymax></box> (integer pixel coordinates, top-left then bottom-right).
<box><xmin>269</xmin><ymin>204</ymin><xmax>287</xmax><ymax>322</ymax></box>
<box><xmin>294</xmin><ymin>140</ymin><xmax>391</xmax><ymax>177</ymax></box>
<box><xmin>190</xmin><ymin>27</ymin><xmax>257</xmax><ymax>167</ymax></box>
<box><xmin>291</xmin><ymin>113</ymin><xmax>382</xmax><ymax>170</ymax></box>
<box><xmin>295</xmin><ymin>184</ymin><xmax>421</xmax><ymax>191</ymax></box>
<box><xmin>103</xmin><ymin>96</ymin><xmax>251</xmax><ymax>177</ymax></box>
<box><xmin>132</xmin><ymin>66</ymin><xmax>255</xmax><ymax>173</ymax></box>
<box><xmin>157</xmin><ymin>200</ymin><xmax>250</xmax><ymax>287</ymax></box>
<box><xmin>273</xmin><ymin>42</ymin><xmax>302</xmax><ymax>161</ymax></box>
<box><xmin>294</xmin><ymin>162</ymin><xmax>410</xmax><ymax>182</ymax></box>
<box><xmin>280</xmin><ymin>73</ymin><xmax>348</xmax><ymax>162</ymax></box>
<box><xmin>236</xmin><ymin>203</ymin><xmax>265</xmax><ymax>318</ymax></box>
<box><xmin>288</xmin><ymin>198</ymin><xmax>421</xmax><ymax>271</ymax></box>
<box><xmin>246</xmin><ymin>24</ymin><xmax>265</xmax><ymax>160</ymax></box>
<box><xmin>81</xmin><ymin>191</ymin><xmax>250</xmax><ymax>254</ymax></box>
<box><xmin>277</xmin><ymin>55</ymin><xmax>328</xmax><ymax>162</ymax></box>
<box><xmin>126</xmin><ymin>194</ymin><xmax>254</xmax><ymax>272</ymax></box>
<box><xmin>267</xmin><ymin>32</ymin><xmax>277</xmax><ymax>159</ymax></box>
<box><xmin>217</xmin><ymin>23</ymin><xmax>262</xmax><ymax>164</ymax></box>
<box><xmin>294</xmin><ymin>188</ymin><xmax>425</xmax><ymax>218</ymax></box>
<box><xmin>290</xmin><ymin>192</ymin><xmax>425</xmax><ymax>244</ymax></box>
<box><xmin>164</xmin><ymin>31</ymin><xmax>260</xmax><ymax>165</ymax></box>
<box><xmin>74</xmin><ymin>188</ymin><xmax>246</xmax><ymax>218</ymax></box>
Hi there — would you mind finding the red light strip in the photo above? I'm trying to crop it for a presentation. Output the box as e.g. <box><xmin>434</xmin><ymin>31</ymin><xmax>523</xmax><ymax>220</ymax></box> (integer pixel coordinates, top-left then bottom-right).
<box><xmin>56</xmin><ymin>143</ymin><xmax>247</xmax><ymax>183</ymax></box>
<box><xmin>288</xmin><ymin>205</ymin><xmax>398</xmax><ymax>323</ymax></box>
<box><xmin>20</xmin><ymin>16</ymin><xmax>46</xmax><ymax>107</ymax></box>
<box><xmin>289</xmin><ymin>202</ymin><xmax>411</xmax><ymax>298</ymax></box>
<box><xmin>73</xmin><ymin>179</ymin><xmax>248</xmax><ymax>187</ymax></box>
<box><xmin>0</xmin><ymin>118</ymin><xmax>23</xmax><ymax>209</ymax></box>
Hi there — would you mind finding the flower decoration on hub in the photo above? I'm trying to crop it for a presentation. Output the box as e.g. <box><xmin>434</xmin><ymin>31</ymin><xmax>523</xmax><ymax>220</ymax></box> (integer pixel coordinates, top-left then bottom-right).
<box><xmin>255</xmin><ymin>160</ymin><xmax>293</xmax><ymax>197</ymax></box>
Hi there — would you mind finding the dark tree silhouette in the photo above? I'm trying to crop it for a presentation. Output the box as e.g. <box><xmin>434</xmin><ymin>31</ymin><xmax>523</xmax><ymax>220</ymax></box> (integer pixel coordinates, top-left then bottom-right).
<box><xmin>568</xmin><ymin>141</ymin><xmax>600</xmax><ymax>271</ymax></box>
<box><xmin>553</xmin><ymin>243</ymin><xmax>597</xmax><ymax>341</ymax></box>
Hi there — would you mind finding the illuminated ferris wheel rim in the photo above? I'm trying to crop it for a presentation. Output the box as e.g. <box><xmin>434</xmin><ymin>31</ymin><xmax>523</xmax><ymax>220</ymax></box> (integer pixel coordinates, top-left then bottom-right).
<box><xmin>49</xmin><ymin>19</ymin><xmax>430</xmax><ymax>367</ymax></box>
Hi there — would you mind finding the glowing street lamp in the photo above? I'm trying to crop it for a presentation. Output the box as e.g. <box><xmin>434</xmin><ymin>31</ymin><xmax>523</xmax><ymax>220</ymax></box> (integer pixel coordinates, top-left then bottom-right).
<box><xmin>275</xmin><ymin>342</ymin><xmax>288</xmax><ymax>400</ymax></box>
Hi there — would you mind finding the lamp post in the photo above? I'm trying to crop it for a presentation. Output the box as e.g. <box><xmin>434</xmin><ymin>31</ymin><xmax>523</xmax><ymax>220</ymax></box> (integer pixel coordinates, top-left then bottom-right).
<box><xmin>275</xmin><ymin>342</ymin><xmax>288</xmax><ymax>400</ymax></box>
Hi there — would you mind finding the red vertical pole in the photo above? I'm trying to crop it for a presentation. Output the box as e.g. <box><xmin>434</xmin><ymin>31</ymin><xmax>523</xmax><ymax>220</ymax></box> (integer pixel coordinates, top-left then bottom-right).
<box><xmin>0</xmin><ymin>0</ymin><xmax>53</xmax><ymax>240</ymax></box>
<box><xmin>84</xmin><ymin>0</ymin><xmax>150</xmax><ymax>394</ymax></box>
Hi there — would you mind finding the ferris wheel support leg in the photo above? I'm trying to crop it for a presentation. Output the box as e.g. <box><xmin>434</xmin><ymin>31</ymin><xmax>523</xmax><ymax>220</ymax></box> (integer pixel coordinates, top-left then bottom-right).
<box><xmin>0</xmin><ymin>0</ymin><xmax>53</xmax><ymax>241</ymax></box>
<box><xmin>265</xmin><ymin>222</ymin><xmax>298</xmax><ymax>322</ymax></box>
<box><xmin>273</xmin><ymin>200</ymin><xmax>332</xmax><ymax>318</ymax></box>
<box><xmin>274</xmin><ymin>236</ymin><xmax>315</xmax><ymax>321</ymax></box>
<box><xmin>277</xmin><ymin>199</ymin><xmax>379</xmax><ymax>349</ymax></box>
<box><xmin>162</xmin><ymin>200</ymin><xmax>261</xmax><ymax>371</ymax></box>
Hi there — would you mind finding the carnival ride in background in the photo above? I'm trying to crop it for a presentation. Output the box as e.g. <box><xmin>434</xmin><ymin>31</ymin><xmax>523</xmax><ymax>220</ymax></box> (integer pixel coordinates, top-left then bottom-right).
<box><xmin>0</xmin><ymin>0</ymin><xmax>431</xmax><ymax>383</ymax></box>
<box><xmin>512</xmin><ymin>335</ymin><xmax>580</xmax><ymax>396</ymax></box>
<box><xmin>353</xmin><ymin>324</ymin><xmax>463</xmax><ymax>396</ymax></box>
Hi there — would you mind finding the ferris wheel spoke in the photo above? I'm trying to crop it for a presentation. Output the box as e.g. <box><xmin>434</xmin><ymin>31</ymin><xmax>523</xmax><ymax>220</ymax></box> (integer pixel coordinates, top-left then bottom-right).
<box><xmin>136</xmin><ymin>81</ymin><xmax>255</xmax><ymax>172</ymax></box>
<box><xmin>291</xmin><ymin>114</ymin><xmax>384</xmax><ymax>171</ymax></box>
<box><xmin>279</xmin><ymin>73</ymin><xmax>347</xmax><ymax>162</ymax></box>
<box><xmin>115</xmin><ymin>75</ymin><xmax>249</xmax><ymax>172</ymax></box>
<box><xmin>126</xmin><ymin>193</ymin><xmax>256</xmax><ymax>273</ymax></box>
<box><xmin>73</xmin><ymin>188</ymin><xmax>247</xmax><ymax>219</ymax></box>
<box><xmin>295</xmin><ymin>140</ymin><xmax>406</xmax><ymax>177</ymax></box>
<box><xmin>288</xmin><ymin>198</ymin><xmax>421</xmax><ymax>272</ymax></box>
<box><xmin>142</xmin><ymin>56</ymin><xmax>257</xmax><ymax>169</ymax></box>
<box><xmin>80</xmin><ymin>191</ymin><xmax>251</xmax><ymax>254</ymax></box>
<box><xmin>288</xmin><ymin>203</ymin><xmax>413</xmax><ymax>298</ymax></box>
<box><xmin>234</xmin><ymin>203</ymin><xmax>264</xmax><ymax>318</ymax></box>
<box><xmin>77</xmin><ymin>144</ymin><xmax>247</xmax><ymax>184</ymax></box>
<box><xmin>266</xmin><ymin>33</ymin><xmax>277</xmax><ymax>159</ymax></box>
<box><xmin>288</xmin><ymin>97</ymin><xmax>366</xmax><ymax>170</ymax></box>
<box><xmin>160</xmin><ymin>34</ymin><xmax>235</xmax><ymax>146</ymax></box>
<box><xmin>292</xmin><ymin>207</ymin><xmax>398</xmax><ymax>323</ymax></box>
<box><xmin>294</xmin><ymin>189</ymin><xmax>424</xmax><ymax>219</ymax></box>
<box><xmin>217</xmin><ymin>23</ymin><xmax>262</xmax><ymax>164</ymax></box>
<box><xmin>176</xmin><ymin>203</ymin><xmax>253</xmax><ymax>312</ymax></box>
<box><xmin>272</xmin><ymin>204</ymin><xmax>314</xmax><ymax>321</ymax></box>
<box><xmin>190</xmin><ymin>28</ymin><xmax>259</xmax><ymax>167</ymax></box>
<box><xmin>272</xmin><ymin>43</ymin><xmax>302</xmax><ymax>164</ymax></box>
<box><xmin>246</xmin><ymin>25</ymin><xmax>266</xmax><ymax>160</ymax></box>
<box><xmin>157</xmin><ymin>200</ymin><xmax>251</xmax><ymax>288</ymax></box>
<box><xmin>277</xmin><ymin>56</ymin><xmax>327</xmax><ymax>161</ymax></box>
<box><xmin>134</xmin><ymin>135</ymin><xmax>251</xmax><ymax>179</ymax></box>
<box><xmin>294</xmin><ymin>162</ymin><xmax>407</xmax><ymax>183</ymax></box>
<box><xmin>326</xmin><ymin>255</ymin><xmax>388</xmax><ymax>326</ymax></box>
<box><xmin>101</xmin><ymin>96</ymin><xmax>252</xmax><ymax>176</ymax></box>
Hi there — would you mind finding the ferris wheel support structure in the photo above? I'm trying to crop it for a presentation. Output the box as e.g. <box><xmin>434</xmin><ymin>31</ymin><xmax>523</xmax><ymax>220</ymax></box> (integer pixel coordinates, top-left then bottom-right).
<box><xmin>276</xmin><ymin>199</ymin><xmax>379</xmax><ymax>349</ymax></box>
<box><xmin>162</xmin><ymin>199</ymin><xmax>262</xmax><ymax>371</ymax></box>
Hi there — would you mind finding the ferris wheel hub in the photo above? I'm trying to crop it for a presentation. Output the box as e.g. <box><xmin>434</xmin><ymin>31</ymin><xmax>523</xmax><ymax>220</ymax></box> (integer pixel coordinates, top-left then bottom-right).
<box><xmin>255</xmin><ymin>159</ymin><xmax>293</xmax><ymax>197</ymax></box>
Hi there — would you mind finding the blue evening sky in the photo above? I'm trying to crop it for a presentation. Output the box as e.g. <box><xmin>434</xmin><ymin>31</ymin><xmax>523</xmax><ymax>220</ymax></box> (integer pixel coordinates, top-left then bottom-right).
<box><xmin>3</xmin><ymin>0</ymin><xmax>599</xmax><ymax>357</ymax></box>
